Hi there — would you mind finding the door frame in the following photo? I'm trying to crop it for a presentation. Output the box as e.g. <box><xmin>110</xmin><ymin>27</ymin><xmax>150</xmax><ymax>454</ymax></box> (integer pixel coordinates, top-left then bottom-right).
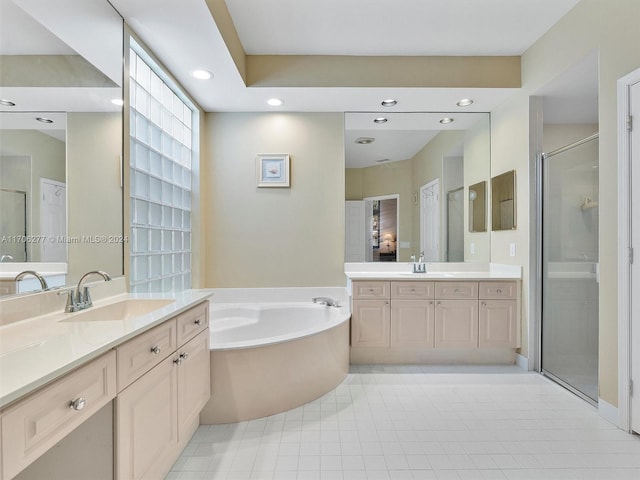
<box><xmin>420</xmin><ymin>179</ymin><xmax>440</xmax><ymax>261</ymax></box>
<box><xmin>617</xmin><ymin>66</ymin><xmax>640</xmax><ymax>432</ymax></box>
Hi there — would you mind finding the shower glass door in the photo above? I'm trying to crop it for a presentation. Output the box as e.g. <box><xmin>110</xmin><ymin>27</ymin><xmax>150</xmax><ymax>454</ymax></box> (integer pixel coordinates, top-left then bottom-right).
<box><xmin>541</xmin><ymin>135</ymin><xmax>599</xmax><ymax>404</ymax></box>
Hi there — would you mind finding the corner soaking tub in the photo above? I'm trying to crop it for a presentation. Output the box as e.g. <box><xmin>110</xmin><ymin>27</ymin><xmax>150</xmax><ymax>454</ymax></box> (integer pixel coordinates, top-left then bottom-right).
<box><xmin>199</xmin><ymin>290</ymin><xmax>350</xmax><ymax>424</ymax></box>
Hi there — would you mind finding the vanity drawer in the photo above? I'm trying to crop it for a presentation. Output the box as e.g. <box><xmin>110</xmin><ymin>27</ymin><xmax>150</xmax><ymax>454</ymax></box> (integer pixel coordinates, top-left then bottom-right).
<box><xmin>1</xmin><ymin>351</ymin><xmax>116</xmax><ymax>480</ymax></box>
<box><xmin>435</xmin><ymin>282</ymin><xmax>479</xmax><ymax>299</ymax></box>
<box><xmin>479</xmin><ymin>281</ymin><xmax>518</xmax><ymax>300</ymax></box>
<box><xmin>391</xmin><ymin>281</ymin><xmax>434</xmax><ymax>299</ymax></box>
<box><xmin>177</xmin><ymin>301</ymin><xmax>209</xmax><ymax>345</ymax></box>
<box><xmin>352</xmin><ymin>281</ymin><xmax>390</xmax><ymax>300</ymax></box>
<box><xmin>117</xmin><ymin>319</ymin><xmax>177</xmax><ymax>391</ymax></box>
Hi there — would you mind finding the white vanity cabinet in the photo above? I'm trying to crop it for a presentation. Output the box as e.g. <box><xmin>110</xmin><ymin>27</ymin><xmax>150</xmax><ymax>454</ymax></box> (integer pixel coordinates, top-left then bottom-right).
<box><xmin>390</xmin><ymin>281</ymin><xmax>435</xmax><ymax>348</ymax></box>
<box><xmin>0</xmin><ymin>299</ymin><xmax>211</xmax><ymax>480</ymax></box>
<box><xmin>434</xmin><ymin>282</ymin><xmax>479</xmax><ymax>348</ymax></box>
<box><xmin>116</xmin><ymin>301</ymin><xmax>210</xmax><ymax>480</ymax></box>
<box><xmin>351</xmin><ymin>282</ymin><xmax>390</xmax><ymax>347</ymax></box>
<box><xmin>350</xmin><ymin>279</ymin><xmax>520</xmax><ymax>361</ymax></box>
<box><xmin>478</xmin><ymin>281</ymin><xmax>519</xmax><ymax>348</ymax></box>
<box><xmin>1</xmin><ymin>351</ymin><xmax>117</xmax><ymax>480</ymax></box>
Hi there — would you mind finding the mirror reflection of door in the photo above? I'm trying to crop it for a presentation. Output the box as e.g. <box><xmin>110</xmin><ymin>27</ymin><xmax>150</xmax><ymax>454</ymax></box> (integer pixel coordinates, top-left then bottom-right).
<box><xmin>40</xmin><ymin>179</ymin><xmax>67</xmax><ymax>262</ymax></box>
<box><xmin>420</xmin><ymin>180</ymin><xmax>440</xmax><ymax>261</ymax></box>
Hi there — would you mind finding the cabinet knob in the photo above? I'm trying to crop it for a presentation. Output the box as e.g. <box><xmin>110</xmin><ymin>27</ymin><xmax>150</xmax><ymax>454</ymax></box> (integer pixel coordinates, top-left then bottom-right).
<box><xmin>497</xmin><ymin>289</ymin><xmax>503</xmax><ymax>294</ymax></box>
<box><xmin>385</xmin><ymin>302</ymin><xmax>389</xmax><ymax>306</ymax></box>
<box><xmin>411</xmin><ymin>289</ymin><xmax>415</xmax><ymax>293</ymax></box>
<box><xmin>69</xmin><ymin>397</ymin><xmax>86</xmax><ymax>411</ymax></box>
<box><xmin>150</xmin><ymin>345</ymin><xmax>161</xmax><ymax>355</ymax></box>
<box><xmin>437</xmin><ymin>301</ymin><xmax>441</xmax><ymax>305</ymax></box>
<box><xmin>194</xmin><ymin>319</ymin><xmax>202</xmax><ymax>326</ymax></box>
<box><xmin>180</xmin><ymin>352</ymin><xmax>189</xmax><ymax>361</ymax></box>
<box><xmin>454</xmin><ymin>288</ymin><xmax>460</xmax><ymax>294</ymax></box>
<box><xmin>482</xmin><ymin>302</ymin><xmax>487</xmax><ymax>307</ymax></box>
<box><xmin>173</xmin><ymin>356</ymin><xmax>183</xmax><ymax>366</ymax></box>
<box><xmin>429</xmin><ymin>301</ymin><xmax>433</xmax><ymax>305</ymax></box>
<box><xmin>369</xmin><ymin>289</ymin><xmax>374</xmax><ymax>293</ymax></box>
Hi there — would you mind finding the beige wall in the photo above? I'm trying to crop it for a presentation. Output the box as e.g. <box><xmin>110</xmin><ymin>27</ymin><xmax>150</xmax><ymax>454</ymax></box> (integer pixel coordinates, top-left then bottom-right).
<box><xmin>464</xmin><ymin>121</ymin><xmax>491</xmax><ymax>262</ymax></box>
<box><xmin>0</xmin><ymin>130</ymin><xmax>65</xmax><ymax>262</ymax></box>
<box><xmin>67</xmin><ymin>113</ymin><xmax>123</xmax><ymax>283</ymax></box>
<box><xmin>491</xmin><ymin>0</ymin><xmax>640</xmax><ymax>406</ymax></box>
<box><xmin>345</xmin><ymin>168</ymin><xmax>363</xmax><ymax>200</ymax></box>
<box><xmin>411</xmin><ymin>131</ymin><xmax>464</xmax><ymax>260</ymax></box>
<box><xmin>543</xmin><ymin>124</ymin><xmax>599</xmax><ymax>152</ymax></box>
<box><xmin>203</xmin><ymin>112</ymin><xmax>345</xmax><ymax>287</ymax></box>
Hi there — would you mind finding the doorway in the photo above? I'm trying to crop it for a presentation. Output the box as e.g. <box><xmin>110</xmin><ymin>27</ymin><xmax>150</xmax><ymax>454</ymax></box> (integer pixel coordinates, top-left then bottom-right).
<box><xmin>541</xmin><ymin>135</ymin><xmax>599</xmax><ymax>404</ymax></box>
<box><xmin>447</xmin><ymin>187</ymin><xmax>464</xmax><ymax>261</ymax></box>
<box><xmin>364</xmin><ymin>195</ymin><xmax>398</xmax><ymax>262</ymax></box>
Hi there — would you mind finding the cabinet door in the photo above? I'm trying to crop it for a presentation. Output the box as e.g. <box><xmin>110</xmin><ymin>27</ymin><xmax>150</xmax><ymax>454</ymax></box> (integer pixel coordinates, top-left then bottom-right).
<box><xmin>116</xmin><ymin>355</ymin><xmax>178</xmax><ymax>480</ymax></box>
<box><xmin>390</xmin><ymin>300</ymin><xmax>435</xmax><ymax>348</ymax></box>
<box><xmin>479</xmin><ymin>300</ymin><xmax>517</xmax><ymax>348</ymax></box>
<box><xmin>351</xmin><ymin>300</ymin><xmax>390</xmax><ymax>347</ymax></box>
<box><xmin>434</xmin><ymin>300</ymin><xmax>478</xmax><ymax>348</ymax></box>
<box><xmin>177</xmin><ymin>329</ymin><xmax>211</xmax><ymax>444</ymax></box>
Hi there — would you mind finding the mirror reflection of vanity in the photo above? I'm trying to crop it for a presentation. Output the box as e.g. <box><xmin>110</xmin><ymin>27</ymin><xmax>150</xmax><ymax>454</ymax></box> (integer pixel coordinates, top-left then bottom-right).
<box><xmin>345</xmin><ymin>112</ymin><xmax>491</xmax><ymax>264</ymax></box>
<box><xmin>0</xmin><ymin>0</ymin><xmax>124</xmax><ymax>296</ymax></box>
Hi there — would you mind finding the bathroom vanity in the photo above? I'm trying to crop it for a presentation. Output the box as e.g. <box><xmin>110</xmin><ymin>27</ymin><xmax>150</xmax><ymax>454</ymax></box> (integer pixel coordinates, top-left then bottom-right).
<box><xmin>346</xmin><ymin>263</ymin><xmax>522</xmax><ymax>364</ymax></box>
<box><xmin>0</xmin><ymin>280</ymin><xmax>213</xmax><ymax>480</ymax></box>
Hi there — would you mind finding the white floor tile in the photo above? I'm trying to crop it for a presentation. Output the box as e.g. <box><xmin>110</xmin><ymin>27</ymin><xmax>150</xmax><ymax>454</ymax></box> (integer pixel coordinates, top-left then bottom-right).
<box><xmin>167</xmin><ymin>366</ymin><xmax>640</xmax><ymax>480</ymax></box>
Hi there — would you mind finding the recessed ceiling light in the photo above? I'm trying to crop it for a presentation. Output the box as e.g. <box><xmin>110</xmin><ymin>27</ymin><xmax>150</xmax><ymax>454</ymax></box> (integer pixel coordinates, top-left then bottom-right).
<box><xmin>267</xmin><ymin>98</ymin><xmax>284</xmax><ymax>107</ymax></box>
<box><xmin>0</xmin><ymin>99</ymin><xmax>16</xmax><ymax>107</ymax></box>
<box><xmin>36</xmin><ymin>117</ymin><xmax>53</xmax><ymax>124</ymax></box>
<box><xmin>457</xmin><ymin>98</ymin><xmax>474</xmax><ymax>107</ymax></box>
<box><xmin>373</xmin><ymin>117</ymin><xmax>388</xmax><ymax>124</ymax></box>
<box><xmin>439</xmin><ymin>117</ymin><xmax>454</xmax><ymax>124</ymax></box>
<box><xmin>111</xmin><ymin>98</ymin><xmax>124</xmax><ymax>106</ymax></box>
<box><xmin>192</xmin><ymin>69</ymin><xmax>213</xmax><ymax>80</ymax></box>
<box><xmin>355</xmin><ymin>137</ymin><xmax>375</xmax><ymax>145</ymax></box>
<box><xmin>381</xmin><ymin>99</ymin><xmax>397</xmax><ymax>107</ymax></box>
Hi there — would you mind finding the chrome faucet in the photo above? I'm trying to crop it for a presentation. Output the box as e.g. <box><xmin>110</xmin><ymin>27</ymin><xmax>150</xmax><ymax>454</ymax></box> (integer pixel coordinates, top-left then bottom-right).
<box><xmin>66</xmin><ymin>270</ymin><xmax>112</xmax><ymax>313</ymax></box>
<box><xmin>312</xmin><ymin>297</ymin><xmax>341</xmax><ymax>308</ymax></box>
<box><xmin>412</xmin><ymin>252</ymin><xmax>426</xmax><ymax>273</ymax></box>
<box><xmin>15</xmin><ymin>270</ymin><xmax>49</xmax><ymax>291</ymax></box>
<box><xmin>1</xmin><ymin>254</ymin><xmax>14</xmax><ymax>262</ymax></box>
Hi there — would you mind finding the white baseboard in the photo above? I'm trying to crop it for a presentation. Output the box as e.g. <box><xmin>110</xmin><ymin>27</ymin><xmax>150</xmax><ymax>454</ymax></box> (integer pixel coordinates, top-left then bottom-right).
<box><xmin>515</xmin><ymin>353</ymin><xmax>529</xmax><ymax>370</ymax></box>
<box><xmin>599</xmin><ymin>398</ymin><xmax>619</xmax><ymax>428</ymax></box>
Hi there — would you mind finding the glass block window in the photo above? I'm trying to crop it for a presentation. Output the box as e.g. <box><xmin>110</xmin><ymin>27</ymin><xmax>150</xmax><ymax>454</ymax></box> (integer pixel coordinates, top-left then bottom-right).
<box><xmin>129</xmin><ymin>39</ymin><xmax>196</xmax><ymax>293</ymax></box>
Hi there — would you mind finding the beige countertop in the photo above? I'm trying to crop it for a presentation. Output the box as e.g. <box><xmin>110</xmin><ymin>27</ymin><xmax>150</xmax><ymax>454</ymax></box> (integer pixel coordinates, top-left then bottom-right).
<box><xmin>344</xmin><ymin>262</ymin><xmax>522</xmax><ymax>281</ymax></box>
<box><xmin>0</xmin><ymin>288</ymin><xmax>214</xmax><ymax>409</ymax></box>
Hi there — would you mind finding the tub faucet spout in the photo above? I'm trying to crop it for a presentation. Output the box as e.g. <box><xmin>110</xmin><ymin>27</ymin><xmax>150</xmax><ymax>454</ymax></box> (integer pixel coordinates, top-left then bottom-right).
<box><xmin>312</xmin><ymin>297</ymin><xmax>341</xmax><ymax>308</ymax></box>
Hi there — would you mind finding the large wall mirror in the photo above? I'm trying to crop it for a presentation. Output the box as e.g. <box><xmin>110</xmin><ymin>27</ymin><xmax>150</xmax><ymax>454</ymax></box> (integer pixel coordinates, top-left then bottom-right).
<box><xmin>345</xmin><ymin>112</ymin><xmax>491</xmax><ymax>263</ymax></box>
<box><xmin>0</xmin><ymin>0</ymin><xmax>124</xmax><ymax>296</ymax></box>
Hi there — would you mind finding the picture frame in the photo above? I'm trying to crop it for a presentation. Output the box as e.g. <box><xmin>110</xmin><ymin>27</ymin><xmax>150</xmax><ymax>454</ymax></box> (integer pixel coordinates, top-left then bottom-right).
<box><xmin>256</xmin><ymin>154</ymin><xmax>290</xmax><ymax>188</ymax></box>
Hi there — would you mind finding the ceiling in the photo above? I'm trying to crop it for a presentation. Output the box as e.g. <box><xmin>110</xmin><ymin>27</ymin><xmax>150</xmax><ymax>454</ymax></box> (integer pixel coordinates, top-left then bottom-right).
<box><xmin>3</xmin><ymin>0</ymin><xmax>594</xmax><ymax>166</ymax></box>
<box><xmin>109</xmin><ymin>0</ymin><xmax>582</xmax><ymax>113</ymax></box>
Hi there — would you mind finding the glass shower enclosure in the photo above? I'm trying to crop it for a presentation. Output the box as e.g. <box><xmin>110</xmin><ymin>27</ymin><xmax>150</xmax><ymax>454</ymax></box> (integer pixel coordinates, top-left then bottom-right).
<box><xmin>541</xmin><ymin>134</ymin><xmax>599</xmax><ymax>404</ymax></box>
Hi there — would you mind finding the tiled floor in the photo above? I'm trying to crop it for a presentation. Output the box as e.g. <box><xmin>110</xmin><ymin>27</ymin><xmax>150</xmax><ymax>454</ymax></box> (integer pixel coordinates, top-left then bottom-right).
<box><xmin>167</xmin><ymin>365</ymin><xmax>640</xmax><ymax>480</ymax></box>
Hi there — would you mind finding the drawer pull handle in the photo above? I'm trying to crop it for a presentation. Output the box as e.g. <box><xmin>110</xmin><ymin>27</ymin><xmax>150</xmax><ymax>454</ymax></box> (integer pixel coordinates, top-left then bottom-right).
<box><xmin>69</xmin><ymin>397</ymin><xmax>86</xmax><ymax>411</ymax></box>
<box><xmin>194</xmin><ymin>319</ymin><xmax>202</xmax><ymax>326</ymax></box>
<box><xmin>497</xmin><ymin>289</ymin><xmax>503</xmax><ymax>294</ymax></box>
<box><xmin>150</xmin><ymin>345</ymin><xmax>161</xmax><ymax>355</ymax></box>
<box><xmin>454</xmin><ymin>289</ymin><xmax>460</xmax><ymax>293</ymax></box>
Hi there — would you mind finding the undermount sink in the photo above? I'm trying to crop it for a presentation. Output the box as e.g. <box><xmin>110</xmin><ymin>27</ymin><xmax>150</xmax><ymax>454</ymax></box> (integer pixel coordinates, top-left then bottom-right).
<box><xmin>61</xmin><ymin>299</ymin><xmax>175</xmax><ymax>322</ymax></box>
<box><xmin>397</xmin><ymin>272</ymin><xmax>455</xmax><ymax>277</ymax></box>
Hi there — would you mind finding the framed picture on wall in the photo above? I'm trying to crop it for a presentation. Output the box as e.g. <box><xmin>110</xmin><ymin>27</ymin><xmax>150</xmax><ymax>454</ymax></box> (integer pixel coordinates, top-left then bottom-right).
<box><xmin>256</xmin><ymin>154</ymin><xmax>290</xmax><ymax>187</ymax></box>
